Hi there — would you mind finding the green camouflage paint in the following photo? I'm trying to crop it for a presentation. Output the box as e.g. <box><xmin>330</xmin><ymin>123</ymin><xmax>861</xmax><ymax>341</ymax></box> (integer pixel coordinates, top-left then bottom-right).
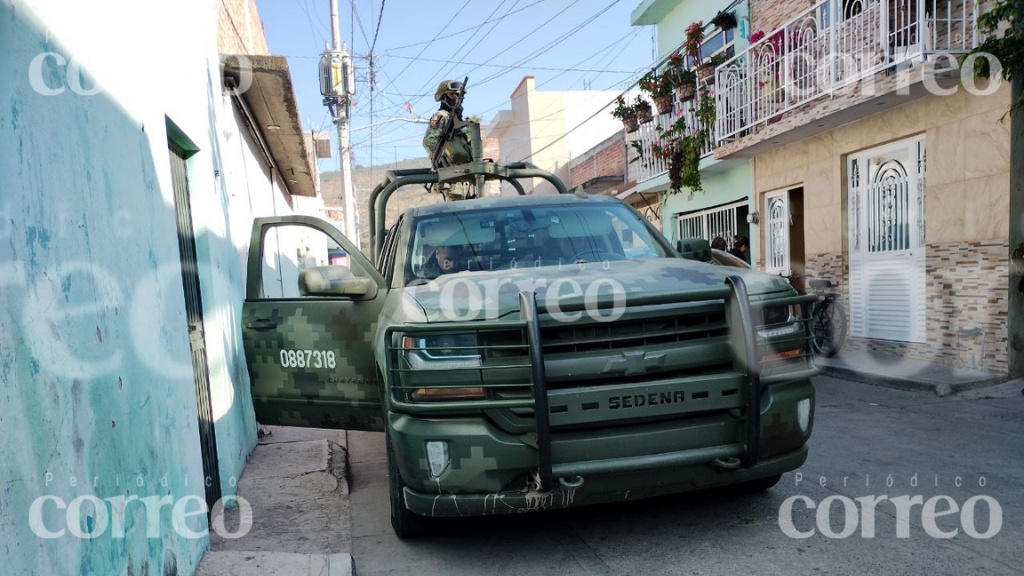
<box><xmin>240</xmin><ymin>186</ymin><xmax>817</xmax><ymax>520</ymax></box>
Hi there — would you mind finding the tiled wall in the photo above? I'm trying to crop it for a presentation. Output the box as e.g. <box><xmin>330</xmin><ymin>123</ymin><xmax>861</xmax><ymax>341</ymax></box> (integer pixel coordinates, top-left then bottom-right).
<box><xmin>805</xmin><ymin>242</ymin><xmax>1010</xmax><ymax>373</ymax></box>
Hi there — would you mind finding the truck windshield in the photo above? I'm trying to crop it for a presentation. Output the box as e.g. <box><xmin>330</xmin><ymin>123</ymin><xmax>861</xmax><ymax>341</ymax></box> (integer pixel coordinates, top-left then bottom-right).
<box><xmin>406</xmin><ymin>203</ymin><xmax>669</xmax><ymax>283</ymax></box>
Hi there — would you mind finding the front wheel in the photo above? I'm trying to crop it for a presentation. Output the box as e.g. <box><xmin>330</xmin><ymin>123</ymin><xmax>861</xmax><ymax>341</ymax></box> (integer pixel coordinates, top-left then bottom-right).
<box><xmin>811</xmin><ymin>298</ymin><xmax>847</xmax><ymax>358</ymax></box>
<box><xmin>386</xmin><ymin>432</ymin><xmax>433</xmax><ymax>539</ymax></box>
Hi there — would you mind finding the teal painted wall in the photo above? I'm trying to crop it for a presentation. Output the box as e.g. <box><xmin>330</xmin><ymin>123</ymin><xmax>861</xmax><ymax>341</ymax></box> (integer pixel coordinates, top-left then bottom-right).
<box><xmin>661</xmin><ymin>161</ymin><xmax>758</xmax><ymax>260</ymax></box>
<box><xmin>655</xmin><ymin>0</ymin><xmax>751</xmax><ymax>59</ymax></box>
<box><xmin>0</xmin><ymin>0</ymin><xmax>284</xmax><ymax>573</ymax></box>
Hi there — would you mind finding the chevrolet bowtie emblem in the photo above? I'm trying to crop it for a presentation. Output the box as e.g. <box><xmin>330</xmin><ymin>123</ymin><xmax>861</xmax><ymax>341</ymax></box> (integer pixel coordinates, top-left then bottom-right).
<box><xmin>602</xmin><ymin>351</ymin><xmax>667</xmax><ymax>376</ymax></box>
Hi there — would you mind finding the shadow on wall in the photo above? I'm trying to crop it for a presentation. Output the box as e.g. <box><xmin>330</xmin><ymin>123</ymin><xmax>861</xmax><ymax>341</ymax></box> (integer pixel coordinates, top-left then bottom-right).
<box><xmin>0</xmin><ymin>4</ymin><xmax>256</xmax><ymax>575</ymax></box>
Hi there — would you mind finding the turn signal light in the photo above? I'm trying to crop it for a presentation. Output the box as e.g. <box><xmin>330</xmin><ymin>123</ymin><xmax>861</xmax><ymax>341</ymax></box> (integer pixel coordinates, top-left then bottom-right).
<box><xmin>761</xmin><ymin>348</ymin><xmax>802</xmax><ymax>362</ymax></box>
<box><xmin>410</xmin><ymin>387</ymin><xmax>486</xmax><ymax>401</ymax></box>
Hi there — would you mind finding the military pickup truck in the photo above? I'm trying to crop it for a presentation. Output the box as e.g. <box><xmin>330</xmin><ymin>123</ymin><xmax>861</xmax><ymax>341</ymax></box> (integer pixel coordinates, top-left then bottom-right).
<box><xmin>241</xmin><ymin>161</ymin><xmax>817</xmax><ymax>538</ymax></box>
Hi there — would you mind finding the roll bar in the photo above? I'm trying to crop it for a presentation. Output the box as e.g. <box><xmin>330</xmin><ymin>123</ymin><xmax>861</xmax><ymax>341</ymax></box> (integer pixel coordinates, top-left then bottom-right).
<box><xmin>367</xmin><ymin>161</ymin><xmax>571</xmax><ymax>263</ymax></box>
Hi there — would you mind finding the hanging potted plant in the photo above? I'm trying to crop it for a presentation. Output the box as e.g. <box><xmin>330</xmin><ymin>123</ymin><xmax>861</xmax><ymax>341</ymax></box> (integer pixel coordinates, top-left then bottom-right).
<box><xmin>611</xmin><ymin>96</ymin><xmax>639</xmax><ymax>133</ymax></box>
<box><xmin>634</xmin><ymin>96</ymin><xmax>654</xmax><ymax>124</ymax></box>
<box><xmin>694</xmin><ymin>88</ymin><xmax>716</xmax><ymax>150</ymax></box>
<box><xmin>639</xmin><ymin>70</ymin><xmax>674</xmax><ymax>115</ymax></box>
<box><xmin>710</xmin><ymin>10</ymin><xmax>738</xmax><ymax>31</ymax></box>
<box><xmin>674</xmin><ymin>67</ymin><xmax>698</xmax><ymax>103</ymax></box>
<box><xmin>698</xmin><ymin>52</ymin><xmax>729</xmax><ymax>86</ymax></box>
<box><xmin>656</xmin><ymin>116</ymin><xmax>704</xmax><ymax>196</ymax></box>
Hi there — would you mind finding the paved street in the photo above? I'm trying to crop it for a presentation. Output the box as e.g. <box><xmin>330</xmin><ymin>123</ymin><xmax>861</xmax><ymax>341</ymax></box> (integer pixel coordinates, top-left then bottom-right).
<box><xmin>347</xmin><ymin>377</ymin><xmax>1024</xmax><ymax>576</ymax></box>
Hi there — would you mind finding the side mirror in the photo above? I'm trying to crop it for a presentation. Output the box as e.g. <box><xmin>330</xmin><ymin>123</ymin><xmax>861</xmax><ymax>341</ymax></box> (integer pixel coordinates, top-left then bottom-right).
<box><xmin>676</xmin><ymin>238</ymin><xmax>712</xmax><ymax>263</ymax></box>
<box><xmin>298</xmin><ymin>265</ymin><xmax>378</xmax><ymax>298</ymax></box>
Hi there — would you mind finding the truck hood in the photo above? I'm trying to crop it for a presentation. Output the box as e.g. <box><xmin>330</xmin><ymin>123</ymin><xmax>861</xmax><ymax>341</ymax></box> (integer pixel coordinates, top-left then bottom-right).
<box><xmin>403</xmin><ymin>258</ymin><xmax>792</xmax><ymax>323</ymax></box>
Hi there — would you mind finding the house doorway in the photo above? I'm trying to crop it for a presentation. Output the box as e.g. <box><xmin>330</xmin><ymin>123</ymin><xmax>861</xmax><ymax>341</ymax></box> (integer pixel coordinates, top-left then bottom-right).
<box><xmin>167</xmin><ymin>131</ymin><xmax>222</xmax><ymax>507</ymax></box>
<box><xmin>763</xmin><ymin>187</ymin><xmax>805</xmax><ymax>281</ymax></box>
<box><xmin>847</xmin><ymin>136</ymin><xmax>927</xmax><ymax>343</ymax></box>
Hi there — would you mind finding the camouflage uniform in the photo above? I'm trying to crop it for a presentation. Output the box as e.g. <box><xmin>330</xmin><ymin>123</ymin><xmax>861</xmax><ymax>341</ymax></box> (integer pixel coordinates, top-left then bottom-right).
<box><xmin>422</xmin><ymin>80</ymin><xmax>473</xmax><ymax>165</ymax></box>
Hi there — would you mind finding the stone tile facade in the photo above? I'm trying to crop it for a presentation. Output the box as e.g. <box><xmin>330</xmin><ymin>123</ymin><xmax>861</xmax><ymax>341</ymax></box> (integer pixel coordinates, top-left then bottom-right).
<box><xmin>805</xmin><ymin>242</ymin><xmax>1010</xmax><ymax>373</ymax></box>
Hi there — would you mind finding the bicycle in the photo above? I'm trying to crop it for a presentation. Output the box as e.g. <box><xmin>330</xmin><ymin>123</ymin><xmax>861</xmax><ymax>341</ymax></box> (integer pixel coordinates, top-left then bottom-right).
<box><xmin>785</xmin><ymin>275</ymin><xmax>848</xmax><ymax>357</ymax></box>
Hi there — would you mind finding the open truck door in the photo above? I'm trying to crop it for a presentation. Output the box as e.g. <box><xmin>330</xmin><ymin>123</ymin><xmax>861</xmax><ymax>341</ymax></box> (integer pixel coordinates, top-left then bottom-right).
<box><xmin>242</xmin><ymin>216</ymin><xmax>386</xmax><ymax>431</ymax></box>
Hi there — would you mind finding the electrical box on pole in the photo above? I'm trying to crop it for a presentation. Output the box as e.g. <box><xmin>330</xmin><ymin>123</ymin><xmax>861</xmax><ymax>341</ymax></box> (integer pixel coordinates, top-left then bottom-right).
<box><xmin>319</xmin><ymin>49</ymin><xmax>355</xmax><ymax>101</ymax></box>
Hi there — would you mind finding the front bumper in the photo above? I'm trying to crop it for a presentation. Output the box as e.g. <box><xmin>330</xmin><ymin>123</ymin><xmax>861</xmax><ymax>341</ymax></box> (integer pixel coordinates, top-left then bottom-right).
<box><xmin>402</xmin><ymin>445</ymin><xmax>808</xmax><ymax>517</ymax></box>
<box><xmin>386</xmin><ymin>278</ymin><xmax>818</xmax><ymax>517</ymax></box>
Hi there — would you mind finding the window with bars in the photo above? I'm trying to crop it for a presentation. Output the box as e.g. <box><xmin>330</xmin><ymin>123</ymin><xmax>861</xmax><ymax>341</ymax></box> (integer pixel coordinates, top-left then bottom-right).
<box><xmin>676</xmin><ymin>200</ymin><xmax>748</xmax><ymax>247</ymax></box>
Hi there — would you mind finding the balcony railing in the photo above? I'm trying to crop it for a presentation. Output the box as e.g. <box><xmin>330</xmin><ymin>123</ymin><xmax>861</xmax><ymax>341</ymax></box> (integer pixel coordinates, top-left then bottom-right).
<box><xmin>715</xmin><ymin>0</ymin><xmax>979</xmax><ymax>146</ymax></box>
<box><xmin>627</xmin><ymin>91</ymin><xmax>717</xmax><ymax>185</ymax></box>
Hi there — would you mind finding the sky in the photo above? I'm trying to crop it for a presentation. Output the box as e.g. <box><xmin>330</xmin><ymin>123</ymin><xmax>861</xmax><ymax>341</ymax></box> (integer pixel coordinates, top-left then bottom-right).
<box><xmin>252</xmin><ymin>0</ymin><xmax>655</xmax><ymax>168</ymax></box>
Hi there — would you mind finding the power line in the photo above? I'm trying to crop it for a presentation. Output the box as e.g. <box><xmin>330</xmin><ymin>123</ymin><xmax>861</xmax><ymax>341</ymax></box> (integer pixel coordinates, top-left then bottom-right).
<box><xmin>474</xmin><ymin>0</ymin><xmax>625</xmax><ymax>87</ymax></box>
<box><xmin>382</xmin><ymin>0</ymin><xmax>547</xmax><ymax>51</ymax></box>
<box><xmin>372</xmin><ymin>0</ymin><xmax>577</xmax><ymax>144</ymax></box>
<box><xmin>377</xmin><ymin>0</ymin><xmax>472</xmax><ymax>96</ymax></box>
<box><xmin>369</xmin><ymin>0</ymin><xmax>386</xmax><ymax>53</ymax></box>
<box><xmin>379</xmin><ymin>54</ymin><xmax>637</xmax><ymax>75</ymax></box>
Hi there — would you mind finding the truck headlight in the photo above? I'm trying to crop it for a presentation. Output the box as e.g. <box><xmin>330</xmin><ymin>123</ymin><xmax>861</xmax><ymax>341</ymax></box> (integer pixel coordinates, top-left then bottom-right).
<box><xmin>402</xmin><ymin>334</ymin><xmax>482</xmax><ymax>369</ymax></box>
<box><xmin>759</xmin><ymin>304</ymin><xmax>803</xmax><ymax>339</ymax></box>
<box><xmin>401</xmin><ymin>334</ymin><xmax>486</xmax><ymax>402</ymax></box>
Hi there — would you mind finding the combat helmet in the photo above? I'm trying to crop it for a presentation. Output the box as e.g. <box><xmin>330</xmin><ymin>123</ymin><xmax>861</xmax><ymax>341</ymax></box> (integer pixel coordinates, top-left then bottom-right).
<box><xmin>434</xmin><ymin>79</ymin><xmax>464</xmax><ymax>101</ymax></box>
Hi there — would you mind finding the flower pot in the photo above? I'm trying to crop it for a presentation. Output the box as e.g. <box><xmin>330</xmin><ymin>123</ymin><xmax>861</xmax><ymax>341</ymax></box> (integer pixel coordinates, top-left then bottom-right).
<box><xmin>675</xmin><ymin>81</ymin><xmax>697</xmax><ymax>103</ymax></box>
<box><xmin>635</xmin><ymin>103</ymin><xmax>654</xmax><ymax>124</ymax></box>
<box><xmin>711</xmin><ymin>11</ymin><xmax>738</xmax><ymax>31</ymax></box>
<box><xmin>698</xmin><ymin>64</ymin><xmax>717</xmax><ymax>85</ymax></box>
<box><xmin>653</xmin><ymin>94</ymin><xmax>674</xmax><ymax>115</ymax></box>
<box><xmin>622</xmin><ymin>116</ymin><xmax>639</xmax><ymax>133</ymax></box>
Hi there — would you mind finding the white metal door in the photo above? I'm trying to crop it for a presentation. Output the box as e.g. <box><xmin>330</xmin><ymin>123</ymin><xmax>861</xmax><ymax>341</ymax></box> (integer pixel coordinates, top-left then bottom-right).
<box><xmin>764</xmin><ymin>190</ymin><xmax>791</xmax><ymax>275</ymax></box>
<box><xmin>848</xmin><ymin>137</ymin><xmax>927</xmax><ymax>343</ymax></box>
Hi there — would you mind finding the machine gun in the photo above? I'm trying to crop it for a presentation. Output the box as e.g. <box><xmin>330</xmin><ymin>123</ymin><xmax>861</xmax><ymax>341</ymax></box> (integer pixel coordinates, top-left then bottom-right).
<box><xmin>429</xmin><ymin>76</ymin><xmax>469</xmax><ymax>171</ymax></box>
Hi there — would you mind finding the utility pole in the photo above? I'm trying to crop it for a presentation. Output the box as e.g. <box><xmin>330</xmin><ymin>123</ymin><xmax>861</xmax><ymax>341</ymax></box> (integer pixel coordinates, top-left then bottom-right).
<box><xmin>321</xmin><ymin>0</ymin><xmax>358</xmax><ymax>248</ymax></box>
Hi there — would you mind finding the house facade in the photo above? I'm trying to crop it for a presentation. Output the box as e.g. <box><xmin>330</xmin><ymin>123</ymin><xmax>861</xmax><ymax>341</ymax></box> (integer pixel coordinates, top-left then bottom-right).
<box><xmin>627</xmin><ymin>0</ymin><xmax>758</xmax><ymax>259</ymax></box>
<box><xmin>1</xmin><ymin>0</ymin><xmax>323</xmax><ymax>574</ymax></box>
<box><xmin>488</xmin><ymin>77</ymin><xmax>623</xmax><ymax>195</ymax></box>
<box><xmin>712</xmin><ymin>0</ymin><xmax>1016</xmax><ymax>373</ymax></box>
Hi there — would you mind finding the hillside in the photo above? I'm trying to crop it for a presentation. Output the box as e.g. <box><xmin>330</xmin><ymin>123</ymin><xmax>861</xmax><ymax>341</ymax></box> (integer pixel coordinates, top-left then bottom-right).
<box><xmin>320</xmin><ymin>157</ymin><xmax>440</xmax><ymax>253</ymax></box>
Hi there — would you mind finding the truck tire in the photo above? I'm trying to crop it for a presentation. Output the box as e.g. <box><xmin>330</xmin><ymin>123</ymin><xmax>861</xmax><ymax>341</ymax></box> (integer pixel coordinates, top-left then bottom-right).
<box><xmin>737</xmin><ymin>474</ymin><xmax>782</xmax><ymax>493</ymax></box>
<box><xmin>386</xmin><ymin>431</ymin><xmax>433</xmax><ymax>539</ymax></box>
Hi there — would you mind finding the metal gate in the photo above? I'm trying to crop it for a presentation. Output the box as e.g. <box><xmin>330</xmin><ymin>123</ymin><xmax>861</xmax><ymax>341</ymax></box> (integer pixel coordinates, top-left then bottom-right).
<box><xmin>848</xmin><ymin>136</ymin><xmax>927</xmax><ymax>343</ymax></box>
<box><xmin>764</xmin><ymin>190</ymin><xmax>791</xmax><ymax>275</ymax></box>
<box><xmin>677</xmin><ymin>200</ymin><xmax>746</xmax><ymax>245</ymax></box>
<box><xmin>168</xmin><ymin>141</ymin><xmax>222</xmax><ymax>507</ymax></box>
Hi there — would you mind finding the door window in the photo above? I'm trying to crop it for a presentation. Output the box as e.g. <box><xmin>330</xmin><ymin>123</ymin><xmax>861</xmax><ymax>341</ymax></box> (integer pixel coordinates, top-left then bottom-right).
<box><xmin>260</xmin><ymin>224</ymin><xmax>352</xmax><ymax>299</ymax></box>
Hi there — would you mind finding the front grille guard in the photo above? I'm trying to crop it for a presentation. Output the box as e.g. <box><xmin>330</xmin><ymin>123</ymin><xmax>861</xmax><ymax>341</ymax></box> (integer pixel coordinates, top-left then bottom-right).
<box><xmin>385</xmin><ymin>278</ymin><xmax>817</xmax><ymax>491</ymax></box>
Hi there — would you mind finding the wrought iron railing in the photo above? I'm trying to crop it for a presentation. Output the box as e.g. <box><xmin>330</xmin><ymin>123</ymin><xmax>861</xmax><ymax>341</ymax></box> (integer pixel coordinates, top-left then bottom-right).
<box><xmin>627</xmin><ymin>90</ymin><xmax>717</xmax><ymax>185</ymax></box>
<box><xmin>715</xmin><ymin>0</ymin><xmax>979</xmax><ymax>146</ymax></box>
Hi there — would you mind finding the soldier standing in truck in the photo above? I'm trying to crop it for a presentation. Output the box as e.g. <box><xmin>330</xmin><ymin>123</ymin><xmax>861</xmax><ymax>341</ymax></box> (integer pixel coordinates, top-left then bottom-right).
<box><xmin>422</xmin><ymin>79</ymin><xmax>473</xmax><ymax>167</ymax></box>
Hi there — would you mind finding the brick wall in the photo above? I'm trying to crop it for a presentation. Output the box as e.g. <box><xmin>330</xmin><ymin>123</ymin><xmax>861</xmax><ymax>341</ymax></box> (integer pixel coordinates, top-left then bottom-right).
<box><xmin>805</xmin><ymin>241</ymin><xmax>1010</xmax><ymax>373</ymax></box>
<box><xmin>218</xmin><ymin>0</ymin><xmax>270</xmax><ymax>55</ymax></box>
<box><xmin>569</xmin><ymin>132</ymin><xmax>627</xmax><ymax>193</ymax></box>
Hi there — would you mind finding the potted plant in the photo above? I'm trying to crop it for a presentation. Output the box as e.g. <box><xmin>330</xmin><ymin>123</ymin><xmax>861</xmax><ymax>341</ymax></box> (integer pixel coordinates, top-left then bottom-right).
<box><xmin>655</xmin><ymin>116</ymin><xmax>704</xmax><ymax>196</ymax></box>
<box><xmin>612</xmin><ymin>96</ymin><xmax>639</xmax><ymax>133</ymax></box>
<box><xmin>710</xmin><ymin>10</ymin><xmax>738</xmax><ymax>31</ymax></box>
<box><xmin>639</xmin><ymin>70</ymin><xmax>674</xmax><ymax>115</ymax></box>
<box><xmin>694</xmin><ymin>88</ymin><xmax>716</xmax><ymax>149</ymax></box>
<box><xmin>634</xmin><ymin>96</ymin><xmax>654</xmax><ymax>124</ymax></box>
<box><xmin>684</xmin><ymin>21</ymin><xmax>705</xmax><ymax>63</ymax></box>
<box><xmin>674</xmin><ymin>67</ymin><xmax>698</xmax><ymax>103</ymax></box>
<box><xmin>698</xmin><ymin>53</ymin><xmax>729</xmax><ymax>85</ymax></box>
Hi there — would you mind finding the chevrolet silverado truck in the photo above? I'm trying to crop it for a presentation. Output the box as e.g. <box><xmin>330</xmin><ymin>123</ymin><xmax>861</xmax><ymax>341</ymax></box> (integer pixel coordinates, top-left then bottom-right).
<box><xmin>241</xmin><ymin>161</ymin><xmax>818</xmax><ymax>538</ymax></box>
